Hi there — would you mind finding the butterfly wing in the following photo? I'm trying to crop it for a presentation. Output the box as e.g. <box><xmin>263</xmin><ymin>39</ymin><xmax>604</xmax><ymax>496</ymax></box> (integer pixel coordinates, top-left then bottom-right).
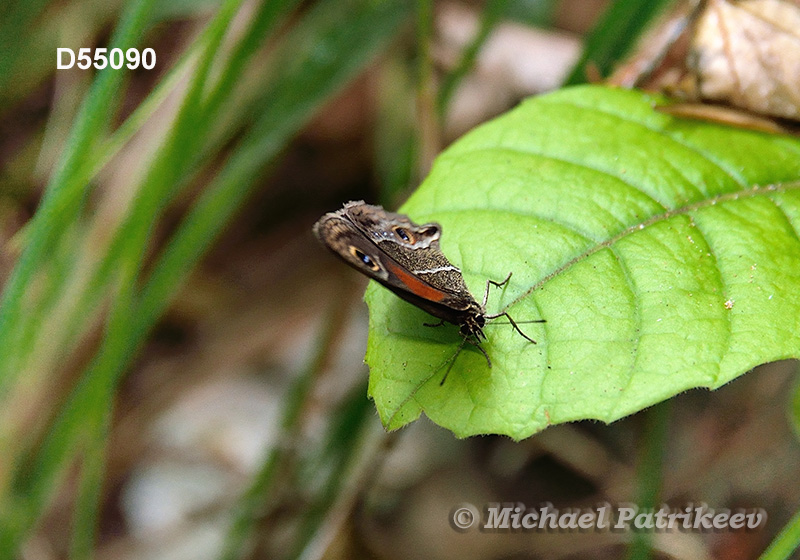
<box><xmin>313</xmin><ymin>202</ymin><xmax>480</xmax><ymax>324</ymax></box>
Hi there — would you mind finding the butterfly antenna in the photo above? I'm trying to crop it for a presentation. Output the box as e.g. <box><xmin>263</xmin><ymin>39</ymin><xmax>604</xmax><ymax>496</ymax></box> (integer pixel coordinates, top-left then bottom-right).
<box><xmin>438</xmin><ymin>335</ymin><xmax>493</xmax><ymax>386</ymax></box>
<box><xmin>486</xmin><ymin>319</ymin><xmax>547</xmax><ymax>325</ymax></box>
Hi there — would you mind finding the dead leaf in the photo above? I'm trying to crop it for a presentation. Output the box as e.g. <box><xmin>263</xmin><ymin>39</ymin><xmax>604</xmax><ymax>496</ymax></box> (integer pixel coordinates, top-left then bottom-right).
<box><xmin>690</xmin><ymin>0</ymin><xmax>800</xmax><ymax>120</ymax></box>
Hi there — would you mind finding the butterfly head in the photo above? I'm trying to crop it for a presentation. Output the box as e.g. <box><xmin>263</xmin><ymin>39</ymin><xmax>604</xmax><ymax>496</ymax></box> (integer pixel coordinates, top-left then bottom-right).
<box><xmin>459</xmin><ymin>301</ymin><xmax>487</xmax><ymax>340</ymax></box>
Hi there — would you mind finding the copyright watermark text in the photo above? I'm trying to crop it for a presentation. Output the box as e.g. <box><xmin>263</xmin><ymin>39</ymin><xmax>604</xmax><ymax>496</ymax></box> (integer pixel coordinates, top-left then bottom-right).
<box><xmin>449</xmin><ymin>502</ymin><xmax>767</xmax><ymax>533</ymax></box>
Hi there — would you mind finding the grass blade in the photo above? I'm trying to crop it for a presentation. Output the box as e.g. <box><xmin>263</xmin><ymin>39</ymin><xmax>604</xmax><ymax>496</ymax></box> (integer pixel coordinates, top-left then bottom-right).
<box><xmin>564</xmin><ymin>0</ymin><xmax>674</xmax><ymax>85</ymax></box>
<box><xmin>0</xmin><ymin>0</ymin><xmax>157</xmax><ymax>391</ymax></box>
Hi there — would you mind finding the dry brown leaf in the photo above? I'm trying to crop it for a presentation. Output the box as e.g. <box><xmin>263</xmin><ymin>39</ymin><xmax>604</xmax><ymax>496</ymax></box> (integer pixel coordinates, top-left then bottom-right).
<box><xmin>690</xmin><ymin>0</ymin><xmax>800</xmax><ymax>120</ymax></box>
<box><xmin>610</xmin><ymin>0</ymin><xmax>800</xmax><ymax>128</ymax></box>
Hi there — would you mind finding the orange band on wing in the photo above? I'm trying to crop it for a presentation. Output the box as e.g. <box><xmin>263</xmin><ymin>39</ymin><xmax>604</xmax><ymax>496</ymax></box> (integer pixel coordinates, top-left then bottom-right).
<box><xmin>386</xmin><ymin>262</ymin><xmax>448</xmax><ymax>302</ymax></box>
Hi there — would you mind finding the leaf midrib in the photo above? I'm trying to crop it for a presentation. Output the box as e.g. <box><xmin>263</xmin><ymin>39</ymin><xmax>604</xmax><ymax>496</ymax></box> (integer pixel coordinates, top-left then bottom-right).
<box><xmin>505</xmin><ymin>180</ymin><xmax>800</xmax><ymax>313</ymax></box>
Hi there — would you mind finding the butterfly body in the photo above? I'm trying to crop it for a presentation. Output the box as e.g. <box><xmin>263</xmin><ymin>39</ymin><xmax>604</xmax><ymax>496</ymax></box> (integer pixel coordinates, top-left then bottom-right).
<box><xmin>313</xmin><ymin>201</ymin><xmax>489</xmax><ymax>339</ymax></box>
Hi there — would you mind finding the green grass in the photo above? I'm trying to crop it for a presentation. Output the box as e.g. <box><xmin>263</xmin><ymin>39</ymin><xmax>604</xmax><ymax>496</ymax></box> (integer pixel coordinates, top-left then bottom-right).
<box><xmin>2</xmin><ymin>0</ymin><xmax>799</xmax><ymax>558</ymax></box>
<box><xmin>0</xmin><ymin>0</ymin><xmax>411</xmax><ymax>554</ymax></box>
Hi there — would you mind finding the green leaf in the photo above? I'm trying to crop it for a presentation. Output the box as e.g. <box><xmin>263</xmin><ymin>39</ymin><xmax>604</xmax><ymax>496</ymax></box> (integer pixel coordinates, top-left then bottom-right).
<box><xmin>365</xmin><ymin>85</ymin><xmax>800</xmax><ymax>440</ymax></box>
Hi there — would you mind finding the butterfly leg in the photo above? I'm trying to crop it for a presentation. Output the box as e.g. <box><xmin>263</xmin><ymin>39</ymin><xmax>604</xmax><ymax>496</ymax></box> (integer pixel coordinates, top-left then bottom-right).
<box><xmin>469</xmin><ymin>339</ymin><xmax>492</xmax><ymax>367</ymax></box>
<box><xmin>484</xmin><ymin>311</ymin><xmax>543</xmax><ymax>343</ymax></box>
<box><xmin>423</xmin><ymin>319</ymin><xmax>446</xmax><ymax>328</ymax></box>
<box><xmin>489</xmin><ymin>271</ymin><xmax>513</xmax><ymax>288</ymax></box>
<box><xmin>482</xmin><ymin>272</ymin><xmax>514</xmax><ymax>307</ymax></box>
<box><xmin>502</xmin><ymin>312</ymin><xmax>536</xmax><ymax>343</ymax></box>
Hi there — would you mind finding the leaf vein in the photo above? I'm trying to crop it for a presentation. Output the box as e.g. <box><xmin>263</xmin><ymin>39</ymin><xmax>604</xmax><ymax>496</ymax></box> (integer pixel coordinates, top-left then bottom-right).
<box><xmin>452</xmin><ymin>146</ymin><xmax>670</xmax><ymax>210</ymax></box>
<box><xmin>506</xmin><ymin>181</ymin><xmax>800</xmax><ymax>312</ymax></box>
<box><xmin>540</xmin><ymin>98</ymin><xmax>750</xmax><ymax>189</ymax></box>
<box><xmin>429</xmin><ymin>206</ymin><xmax>600</xmax><ymax>245</ymax></box>
<box><xmin>684</xmin><ymin>217</ymin><xmax>731</xmax><ymax>382</ymax></box>
<box><xmin>768</xmin><ymin>195</ymin><xmax>800</xmax><ymax>250</ymax></box>
<box><xmin>606</xmin><ymin>246</ymin><xmax>643</xmax><ymax>411</ymax></box>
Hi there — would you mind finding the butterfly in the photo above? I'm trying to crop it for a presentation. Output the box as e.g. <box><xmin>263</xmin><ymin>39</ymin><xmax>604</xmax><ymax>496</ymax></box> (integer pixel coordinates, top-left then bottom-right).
<box><xmin>313</xmin><ymin>201</ymin><xmax>543</xmax><ymax>379</ymax></box>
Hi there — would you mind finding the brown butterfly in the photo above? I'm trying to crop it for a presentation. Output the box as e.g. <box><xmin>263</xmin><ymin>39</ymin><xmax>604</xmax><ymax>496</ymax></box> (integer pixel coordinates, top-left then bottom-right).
<box><xmin>313</xmin><ymin>201</ymin><xmax>542</xmax><ymax>375</ymax></box>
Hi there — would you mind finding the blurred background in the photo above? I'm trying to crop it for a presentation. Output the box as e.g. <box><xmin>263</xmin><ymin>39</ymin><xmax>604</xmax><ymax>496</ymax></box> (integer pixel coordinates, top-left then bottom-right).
<box><xmin>0</xmin><ymin>0</ymin><xmax>799</xmax><ymax>558</ymax></box>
